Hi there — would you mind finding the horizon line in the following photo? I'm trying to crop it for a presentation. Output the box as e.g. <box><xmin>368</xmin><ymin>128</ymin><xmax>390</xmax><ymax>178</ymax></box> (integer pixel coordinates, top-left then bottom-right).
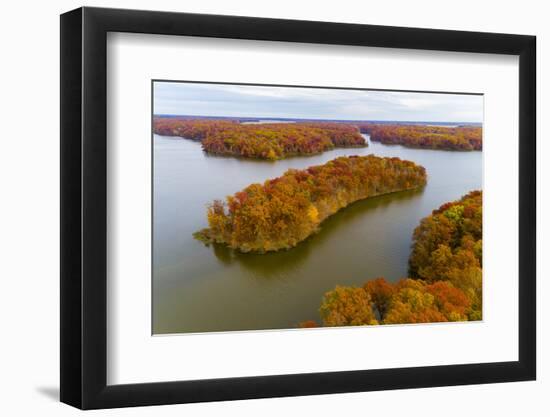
<box><xmin>152</xmin><ymin>114</ymin><xmax>483</xmax><ymax>125</ymax></box>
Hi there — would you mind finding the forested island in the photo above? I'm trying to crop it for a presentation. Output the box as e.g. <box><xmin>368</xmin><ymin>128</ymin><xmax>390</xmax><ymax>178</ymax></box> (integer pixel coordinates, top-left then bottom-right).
<box><xmin>299</xmin><ymin>190</ymin><xmax>482</xmax><ymax>327</ymax></box>
<box><xmin>194</xmin><ymin>155</ymin><xmax>427</xmax><ymax>253</ymax></box>
<box><xmin>153</xmin><ymin>118</ymin><xmax>366</xmax><ymax>160</ymax></box>
<box><xmin>154</xmin><ymin>118</ymin><xmax>483</xmax><ymax>156</ymax></box>
<box><xmin>359</xmin><ymin>124</ymin><xmax>482</xmax><ymax>151</ymax></box>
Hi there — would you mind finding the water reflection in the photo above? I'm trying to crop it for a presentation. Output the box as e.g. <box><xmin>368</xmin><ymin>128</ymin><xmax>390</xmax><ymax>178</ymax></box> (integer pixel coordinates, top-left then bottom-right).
<box><xmin>208</xmin><ymin>187</ymin><xmax>425</xmax><ymax>279</ymax></box>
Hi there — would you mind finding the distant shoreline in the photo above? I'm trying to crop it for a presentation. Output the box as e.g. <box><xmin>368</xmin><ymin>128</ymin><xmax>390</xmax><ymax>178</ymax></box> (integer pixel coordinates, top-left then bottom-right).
<box><xmin>153</xmin><ymin>114</ymin><xmax>482</xmax><ymax>128</ymax></box>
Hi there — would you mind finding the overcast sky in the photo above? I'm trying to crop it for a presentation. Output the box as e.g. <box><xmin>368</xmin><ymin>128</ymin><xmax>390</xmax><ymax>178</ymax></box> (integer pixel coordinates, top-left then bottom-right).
<box><xmin>153</xmin><ymin>81</ymin><xmax>483</xmax><ymax>123</ymax></box>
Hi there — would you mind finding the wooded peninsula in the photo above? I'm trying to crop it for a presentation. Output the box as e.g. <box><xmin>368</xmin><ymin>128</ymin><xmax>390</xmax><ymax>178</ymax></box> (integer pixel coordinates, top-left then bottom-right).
<box><xmin>153</xmin><ymin>118</ymin><xmax>367</xmax><ymax>160</ymax></box>
<box><xmin>299</xmin><ymin>190</ymin><xmax>482</xmax><ymax>327</ymax></box>
<box><xmin>154</xmin><ymin>118</ymin><xmax>482</xmax><ymax>155</ymax></box>
<box><xmin>359</xmin><ymin>124</ymin><xmax>482</xmax><ymax>151</ymax></box>
<box><xmin>194</xmin><ymin>155</ymin><xmax>427</xmax><ymax>253</ymax></box>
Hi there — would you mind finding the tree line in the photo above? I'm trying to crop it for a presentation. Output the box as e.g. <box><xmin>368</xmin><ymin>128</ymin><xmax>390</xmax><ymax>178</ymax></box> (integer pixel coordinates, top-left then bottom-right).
<box><xmin>300</xmin><ymin>190</ymin><xmax>482</xmax><ymax>327</ymax></box>
<box><xmin>358</xmin><ymin>124</ymin><xmax>482</xmax><ymax>151</ymax></box>
<box><xmin>153</xmin><ymin>118</ymin><xmax>367</xmax><ymax>160</ymax></box>
<box><xmin>154</xmin><ymin>118</ymin><xmax>482</xmax><ymax>154</ymax></box>
<box><xmin>194</xmin><ymin>155</ymin><xmax>427</xmax><ymax>253</ymax></box>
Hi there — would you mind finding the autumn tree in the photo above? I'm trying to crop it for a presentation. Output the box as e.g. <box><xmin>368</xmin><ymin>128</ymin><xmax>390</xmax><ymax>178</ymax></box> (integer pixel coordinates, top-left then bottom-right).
<box><xmin>320</xmin><ymin>286</ymin><xmax>378</xmax><ymax>326</ymax></box>
<box><xmin>363</xmin><ymin>277</ymin><xmax>395</xmax><ymax>319</ymax></box>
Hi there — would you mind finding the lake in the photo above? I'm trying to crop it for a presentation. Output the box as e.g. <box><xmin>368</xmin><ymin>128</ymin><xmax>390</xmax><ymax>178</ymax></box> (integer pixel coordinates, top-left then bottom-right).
<box><xmin>153</xmin><ymin>133</ymin><xmax>482</xmax><ymax>334</ymax></box>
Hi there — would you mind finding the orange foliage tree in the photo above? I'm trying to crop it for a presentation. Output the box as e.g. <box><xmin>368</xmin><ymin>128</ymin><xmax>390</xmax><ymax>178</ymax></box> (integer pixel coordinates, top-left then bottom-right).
<box><xmin>320</xmin><ymin>286</ymin><xmax>378</xmax><ymax>326</ymax></box>
<box><xmin>364</xmin><ymin>277</ymin><xmax>395</xmax><ymax>318</ymax></box>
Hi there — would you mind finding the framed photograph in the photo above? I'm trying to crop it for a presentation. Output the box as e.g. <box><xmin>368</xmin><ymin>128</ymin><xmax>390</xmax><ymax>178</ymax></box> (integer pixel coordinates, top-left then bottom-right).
<box><xmin>60</xmin><ymin>6</ymin><xmax>536</xmax><ymax>409</ymax></box>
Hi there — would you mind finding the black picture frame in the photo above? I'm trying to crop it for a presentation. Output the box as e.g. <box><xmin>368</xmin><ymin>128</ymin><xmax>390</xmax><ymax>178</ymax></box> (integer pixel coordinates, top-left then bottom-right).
<box><xmin>60</xmin><ymin>6</ymin><xmax>536</xmax><ymax>410</ymax></box>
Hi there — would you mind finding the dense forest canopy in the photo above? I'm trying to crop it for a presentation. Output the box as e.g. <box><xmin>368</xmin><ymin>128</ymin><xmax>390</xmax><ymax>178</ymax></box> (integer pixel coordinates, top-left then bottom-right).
<box><xmin>154</xmin><ymin>118</ymin><xmax>482</xmax><ymax>155</ymax></box>
<box><xmin>408</xmin><ymin>189</ymin><xmax>483</xmax><ymax>319</ymax></box>
<box><xmin>359</xmin><ymin>124</ymin><xmax>482</xmax><ymax>151</ymax></box>
<box><xmin>318</xmin><ymin>278</ymin><xmax>471</xmax><ymax>326</ymax></box>
<box><xmin>153</xmin><ymin>118</ymin><xmax>366</xmax><ymax>160</ymax></box>
<box><xmin>301</xmin><ymin>190</ymin><xmax>482</xmax><ymax>327</ymax></box>
<box><xmin>194</xmin><ymin>155</ymin><xmax>427</xmax><ymax>253</ymax></box>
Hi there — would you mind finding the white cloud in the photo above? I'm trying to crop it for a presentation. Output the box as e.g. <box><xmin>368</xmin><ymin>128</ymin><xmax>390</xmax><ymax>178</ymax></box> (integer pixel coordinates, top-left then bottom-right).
<box><xmin>153</xmin><ymin>81</ymin><xmax>483</xmax><ymax>123</ymax></box>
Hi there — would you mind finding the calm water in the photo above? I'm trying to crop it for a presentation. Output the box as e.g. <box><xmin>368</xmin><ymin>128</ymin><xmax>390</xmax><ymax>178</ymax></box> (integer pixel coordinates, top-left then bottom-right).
<box><xmin>153</xmin><ymin>134</ymin><xmax>482</xmax><ymax>334</ymax></box>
